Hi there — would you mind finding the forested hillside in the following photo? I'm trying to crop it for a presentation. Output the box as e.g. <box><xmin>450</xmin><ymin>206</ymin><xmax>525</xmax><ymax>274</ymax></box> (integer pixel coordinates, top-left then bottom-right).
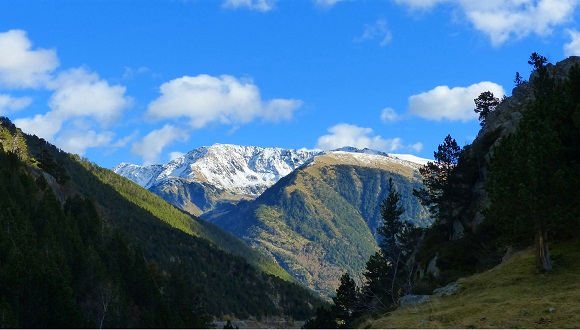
<box><xmin>206</xmin><ymin>151</ymin><xmax>430</xmax><ymax>298</ymax></box>
<box><xmin>0</xmin><ymin>118</ymin><xmax>323</xmax><ymax>327</ymax></box>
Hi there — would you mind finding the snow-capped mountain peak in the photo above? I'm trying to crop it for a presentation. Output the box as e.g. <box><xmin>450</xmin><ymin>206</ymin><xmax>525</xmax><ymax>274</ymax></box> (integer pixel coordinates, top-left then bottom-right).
<box><xmin>113</xmin><ymin>143</ymin><xmax>324</xmax><ymax>195</ymax></box>
<box><xmin>113</xmin><ymin>143</ymin><xmax>430</xmax><ymax>197</ymax></box>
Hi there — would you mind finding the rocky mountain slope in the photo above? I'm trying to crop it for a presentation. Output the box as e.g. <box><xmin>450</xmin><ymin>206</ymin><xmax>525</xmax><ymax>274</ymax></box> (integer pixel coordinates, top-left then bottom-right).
<box><xmin>113</xmin><ymin>144</ymin><xmax>428</xmax><ymax>217</ymax></box>
<box><xmin>204</xmin><ymin>150</ymin><xmax>431</xmax><ymax>297</ymax></box>
<box><xmin>114</xmin><ymin>144</ymin><xmax>324</xmax><ymax>215</ymax></box>
<box><xmin>455</xmin><ymin>55</ymin><xmax>580</xmax><ymax>236</ymax></box>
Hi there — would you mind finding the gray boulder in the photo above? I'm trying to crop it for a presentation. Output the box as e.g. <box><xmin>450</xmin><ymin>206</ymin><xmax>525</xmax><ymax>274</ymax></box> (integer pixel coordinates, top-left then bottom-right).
<box><xmin>399</xmin><ymin>294</ymin><xmax>431</xmax><ymax>307</ymax></box>
<box><xmin>433</xmin><ymin>282</ymin><xmax>460</xmax><ymax>297</ymax></box>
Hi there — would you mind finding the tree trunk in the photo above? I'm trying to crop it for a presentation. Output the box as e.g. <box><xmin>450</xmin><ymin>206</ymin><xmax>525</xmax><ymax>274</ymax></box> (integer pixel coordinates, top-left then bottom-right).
<box><xmin>535</xmin><ymin>224</ymin><xmax>552</xmax><ymax>272</ymax></box>
<box><xmin>390</xmin><ymin>252</ymin><xmax>401</xmax><ymax>306</ymax></box>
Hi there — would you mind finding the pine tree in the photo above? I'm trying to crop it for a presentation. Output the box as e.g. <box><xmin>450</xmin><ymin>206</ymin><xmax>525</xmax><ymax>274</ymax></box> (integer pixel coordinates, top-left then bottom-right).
<box><xmin>528</xmin><ymin>52</ymin><xmax>547</xmax><ymax>71</ymax></box>
<box><xmin>361</xmin><ymin>251</ymin><xmax>390</xmax><ymax>311</ymax></box>
<box><xmin>474</xmin><ymin>91</ymin><xmax>500</xmax><ymax>126</ymax></box>
<box><xmin>378</xmin><ymin>178</ymin><xmax>406</xmax><ymax>254</ymax></box>
<box><xmin>514</xmin><ymin>71</ymin><xmax>526</xmax><ymax>86</ymax></box>
<box><xmin>332</xmin><ymin>273</ymin><xmax>361</xmax><ymax>328</ymax></box>
<box><xmin>413</xmin><ymin>135</ymin><xmax>462</xmax><ymax>236</ymax></box>
<box><xmin>359</xmin><ymin>178</ymin><xmax>423</xmax><ymax>312</ymax></box>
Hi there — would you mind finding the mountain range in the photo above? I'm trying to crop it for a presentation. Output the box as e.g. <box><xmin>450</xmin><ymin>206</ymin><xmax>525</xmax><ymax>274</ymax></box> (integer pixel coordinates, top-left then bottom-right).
<box><xmin>114</xmin><ymin>144</ymin><xmax>431</xmax><ymax>296</ymax></box>
<box><xmin>3</xmin><ymin>55</ymin><xmax>579</xmax><ymax>328</ymax></box>
<box><xmin>113</xmin><ymin>144</ymin><xmax>324</xmax><ymax>215</ymax></box>
<box><xmin>113</xmin><ymin>144</ymin><xmax>429</xmax><ymax>216</ymax></box>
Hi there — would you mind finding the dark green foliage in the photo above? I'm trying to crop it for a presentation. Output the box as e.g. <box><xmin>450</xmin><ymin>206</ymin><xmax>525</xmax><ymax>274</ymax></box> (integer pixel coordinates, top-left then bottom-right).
<box><xmin>514</xmin><ymin>71</ymin><xmax>526</xmax><ymax>86</ymax></box>
<box><xmin>302</xmin><ymin>306</ymin><xmax>337</xmax><ymax>329</ymax></box>
<box><xmin>0</xmin><ymin>118</ymin><xmax>322</xmax><ymax>325</ymax></box>
<box><xmin>361</xmin><ymin>251</ymin><xmax>391</xmax><ymax>310</ymax></box>
<box><xmin>414</xmin><ymin>135</ymin><xmax>462</xmax><ymax>236</ymax></box>
<box><xmin>378</xmin><ymin>178</ymin><xmax>408</xmax><ymax>254</ymax></box>
<box><xmin>486</xmin><ymin>55</ymin><xmax>580</xmax><ymax>272</ymax></box>
<box><xmin>165</xmin><ymin>263</ymin><xmax>212</xmax><ymax>328</ymax></box>
<box><xmin>431</xmin><ymin>237</ymin><xmax>480</xmax><ymax>283</ymax></box>
<box><xmin>302</xmin><ymin>273</ymin><xmax>362</xmax><ymax>329</ymax></box>
<box><xmin>0</xmin><ymin>148</ymin><xmax>180</xmax><ymax>328</ymax></box>
<box><xmin>474</xmin><ymin>91</ymin><xmax>500</xmax><ymax>126</ymax></box>
<box><xmin>528</xmin><ymin>52</ymin><xmax>547</xmax><ymax>71</ymax></box>
<box><xmin>362</xmin><ymin>179</ymin><xmax>422</xmax><ymax>309</ymax></box>
<box><xmin>332</xmin><ymin>273</ymin><xmax>362</xmax><ymax>328</ymax></box>
<box><xmin>36</xmin><ymin>147</ymin><xmax>70</xmax><ymax>184</ymax></box>
<box><xmin>0</xmin><ymin>298</ymin><xmax>18</xmax><ymax>328</ymax></box>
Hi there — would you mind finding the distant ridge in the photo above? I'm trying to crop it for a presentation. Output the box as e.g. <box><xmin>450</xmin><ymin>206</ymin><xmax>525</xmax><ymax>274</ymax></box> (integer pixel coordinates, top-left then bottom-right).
<box><xmin>114</xmin><ymin>144</ymin><xmax>324</xmax><ymax>195</ymax></box>
<box><xmin>113</xmin><ymin>143</ymin><xmax>430</xmax><ymax>198</ymax></box>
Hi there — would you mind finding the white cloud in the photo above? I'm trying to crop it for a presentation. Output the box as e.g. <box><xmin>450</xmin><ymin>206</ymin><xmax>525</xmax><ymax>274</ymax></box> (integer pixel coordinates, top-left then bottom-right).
<box><xmin>147</xmin><ymin>74</ymin><xmax>302</xmax><ymax>129</ymax></box>
<box><xmin>1</xmin><ymin>30</ymin><xmax>133</xmax><ymax>156</ymax></box>
<box><xmin>466</xmin><ymin>0</ymin><xmax>578</xmax><ymax>45</ymax></box>
<box><xmin>222</xmin><ymin>0</ymin><xmax>275</xmax><ymax>11</ymax></box>
<box><xmin>14</xmin><ymin>112</ymin><xmax>63</xmax><ymax>141</ymax></box>
<box><xmin>112</xmin><ymin>132</ymin><xmax>138</xmax><ymax>148</ymax></box>
<box><xmin>355</xmin><ymin>18</ymin><xmax>393</xmax><ymax>46</ymax></box>
<box><xmin>316</xmin><ymin>123</ymin><xmax>405</xmax><ymax>152</ymax></box>
<box><xmin>14</xmin><ymin>67</ymin><xmax>132</xmax><ymax>155</ymax></box>
<box><xmin>131</xmin><ymin>125</ymin><xmax>189</xmax><ymax>165</ymax></box>
<box><xmin>410</xmin><ymin>142</ymin><xmax>423</xmax><ymax>152</ymax></box>
<box><xmin>54</xmin><ymin>129</ymin><xmax>115</xmax><ymax>156</ymax></box>
<box><xmin>380</xmin><ymin>107</ymin><xmax>400</xmax><ymax>122</ymax></box>
<box><xmin>0</xmin><ymin>94</ymin><xmax>32</xmax><ymax>114</ymax></box>
<box><xmin>408</xmin><ymin>81</ymin><xmax>505</xmax><ymax>121</ymax></box>
<box><xmin>262</xmin><ymin>98</ymin><xmax>302</xmax><ymax>122</ymax></box>
<box><xmin>0</xmin><ymin>29</ymin><xmax>59</xmax><ymax>88</ymax></box>
<box><xmin>169</xmin><ymin>151</ymin><xmax>185</xmax><ymax>162</ymax></box>
<box><xmin>564</xmin><ymin>29</ymin><xmax>580</xmax><ymax>56</ymax></box>
<box><xmin>394</xmin><ymin>0</ymin><xmax>579</xmax><ymax>46</ymax></box>
<box><xmin>47</xmin><ymin>68</ymin><xmax>132</xmax><ymax>126</ymax></box>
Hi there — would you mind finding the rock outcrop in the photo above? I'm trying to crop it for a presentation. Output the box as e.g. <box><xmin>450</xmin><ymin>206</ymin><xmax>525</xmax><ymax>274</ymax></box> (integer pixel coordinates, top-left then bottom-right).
<box><xmin>462</xmin><ymin>56</ymin><xmax>580</xmax><ymax>233</ymax></box>
<box><xmin>412</xmin><ymin>56</ymin><xmax>580</xmax><ymax>287</ymax></box>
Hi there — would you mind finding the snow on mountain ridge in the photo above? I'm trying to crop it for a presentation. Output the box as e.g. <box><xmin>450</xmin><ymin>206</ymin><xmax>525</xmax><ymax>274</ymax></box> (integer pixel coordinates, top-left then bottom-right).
<box><xmin>389</xmin><ymin>153</ymin><xmax>432</xmax><ymax>166</ymax></box>
<box><xmin>114</xmin><ymin>144</ymin><xmax>324</xmax><ymax>195</ymax></box>
<box><xmin>112</xmin><ymin>163</ymin><xmax>165</xmax><ymax>189</ymax></box>
<box><xmin>113</xmin><ymin>143</ymin><xmax>430</xmax><ymax>196</ymax></box>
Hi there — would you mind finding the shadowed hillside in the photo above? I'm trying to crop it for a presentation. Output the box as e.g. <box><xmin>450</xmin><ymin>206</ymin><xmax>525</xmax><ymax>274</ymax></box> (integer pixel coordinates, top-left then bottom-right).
<box><xmin>0</xmin><ymin>118</ymin><xmax>324</xmax><ymax>327</ymax></box>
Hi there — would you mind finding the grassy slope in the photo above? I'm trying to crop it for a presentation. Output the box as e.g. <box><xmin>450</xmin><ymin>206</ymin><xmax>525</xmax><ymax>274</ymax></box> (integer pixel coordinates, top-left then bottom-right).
<box><xmin>361</xmin><ymin>239</ymin><xmax>580</xmax><ymax>329</ymax></box>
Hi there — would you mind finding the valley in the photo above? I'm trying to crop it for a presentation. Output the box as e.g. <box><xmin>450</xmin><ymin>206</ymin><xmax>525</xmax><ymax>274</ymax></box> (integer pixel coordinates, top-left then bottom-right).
<box><xmin>114</xmin><ymin>145</ymin><xmax>432</xmax><ymax>297</ymax></box>
<box><xmin>1</xmin><ymin>54</ymin><xmax>579</xmax><ymax>329</ymax></box>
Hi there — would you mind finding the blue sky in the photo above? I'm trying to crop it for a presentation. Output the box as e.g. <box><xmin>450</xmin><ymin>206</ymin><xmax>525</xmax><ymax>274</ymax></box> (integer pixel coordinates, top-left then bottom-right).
<box><xmin>1</xmin><ymin>0</ymin><xmax>579</xmax><ymax>168</ymax></box>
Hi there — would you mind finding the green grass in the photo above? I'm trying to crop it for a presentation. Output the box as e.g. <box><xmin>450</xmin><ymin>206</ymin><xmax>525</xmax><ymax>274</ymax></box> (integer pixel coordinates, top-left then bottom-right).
<box><xmin>360</xmin><ymin>239</ymin><xmax>580</xmax><ymax>329</ymax></box>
